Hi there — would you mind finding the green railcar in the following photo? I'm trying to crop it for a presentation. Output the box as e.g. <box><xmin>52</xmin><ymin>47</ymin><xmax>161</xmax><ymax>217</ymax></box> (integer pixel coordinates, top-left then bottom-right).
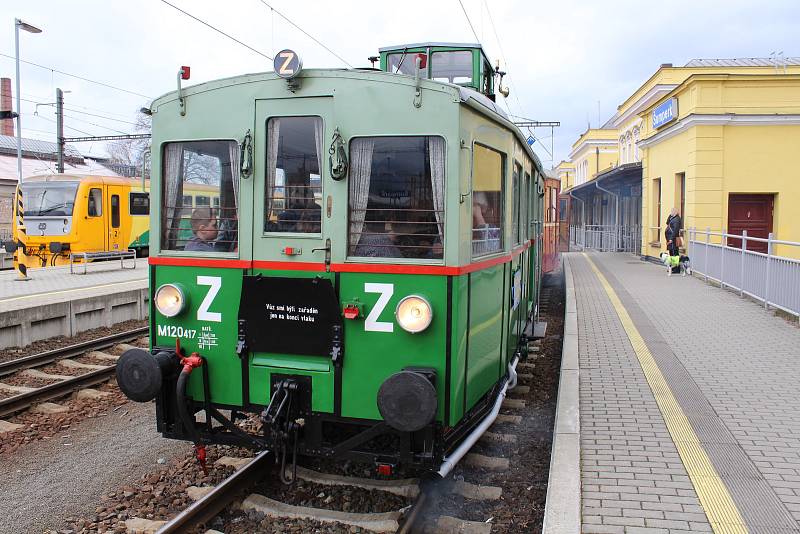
<box><xmin>117</xmin><ymin>43</ymin><xmax>545</xmax><ymax>478</ymax></box>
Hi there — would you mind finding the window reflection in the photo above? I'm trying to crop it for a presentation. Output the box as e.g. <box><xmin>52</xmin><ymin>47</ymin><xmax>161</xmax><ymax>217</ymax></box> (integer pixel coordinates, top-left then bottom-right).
<box><xmin>265</xmin><ymin>116</ymin><xmax>323</xmax><ymax>234</ymax></box>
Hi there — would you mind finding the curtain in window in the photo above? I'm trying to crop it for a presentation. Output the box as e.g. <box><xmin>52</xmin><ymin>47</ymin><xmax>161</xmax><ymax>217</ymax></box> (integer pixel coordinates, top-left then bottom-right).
<box><xmin>428</xmin><ymin>137</ymin><xmax>446</xmax><ymax>244</ymax></box>
<box><xmin>348</xmin><ymin>138</ymin><xmax>374</xmax><ymax>249</ymax></box>
<box><xmin>229</xmin><ymin>142</ymin><xmax>240</xmax><ymax>210</ymax></box>
<box><xmin>266</xmin><ymin>119</ymin><xmax>281</xmax><ymax>221</ymax></box>
<box><xmin>164</xmin><ymin>143</ymin><xmax>184</xmax><ymax>248</ymax></box>
<box><xmin>313</xmin><ymin>118</ymin><xmax>323</xmax><ymax>176</ymax></box>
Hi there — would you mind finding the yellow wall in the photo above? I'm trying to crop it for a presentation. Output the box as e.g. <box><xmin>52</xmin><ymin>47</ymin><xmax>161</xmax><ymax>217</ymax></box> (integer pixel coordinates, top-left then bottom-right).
<box><xmin>570</xmin><ymin>129</ymin><xmax>618</xmax><ymax>185</ymax></box>
<box><xmin>640</xmin><ymin>74</ymin><xmax>800</xmax><ymax>258</ymax></box>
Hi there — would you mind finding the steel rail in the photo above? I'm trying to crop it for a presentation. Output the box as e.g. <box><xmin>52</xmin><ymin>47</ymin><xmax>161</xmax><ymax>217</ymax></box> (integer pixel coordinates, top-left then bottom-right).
<box><xmin>396</xmin><ymin>489</ymin><xmax>428</xmax><ymax>534</ymax></box>
<box><xmin>0</xmin><ymin>364</ymin><xmax>116</xmax><ymax>418</ymax></box>
<box><xmin>0</xmin><ymin>326</ymin><xmax>148</xmax><ymax>377</ymax></box>
<box><xmin>156</xmin><ymin>450</ymin><xmax>274</xmax><ymax>534</ymax></box>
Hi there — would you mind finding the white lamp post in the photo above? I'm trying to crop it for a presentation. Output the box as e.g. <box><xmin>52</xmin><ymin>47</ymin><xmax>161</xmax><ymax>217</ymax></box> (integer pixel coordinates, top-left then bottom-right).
<box><xmin>15</xmin><ymin>18</ymin><xmax>42</xmax><ymax>184</ymax></box>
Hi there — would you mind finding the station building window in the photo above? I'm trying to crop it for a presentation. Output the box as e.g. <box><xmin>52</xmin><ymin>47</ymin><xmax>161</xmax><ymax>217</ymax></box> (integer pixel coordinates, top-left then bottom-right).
<box><xmin>348</xmin><ymin>136</ymin><xmax>445</xmax><ymax>259</ymax></box>
<box><xmin>161</xmin><ymin>140</ymin><xmax>240</xmax><ymax>252</ymax></box>
<box><xmin>472</xmin><ymin>144</ymin><xmax>505</xmax><ymax>256</ymax></box>
<box><xmin>265</xmin><ymin>116</ymin><xmax>323</xmax><ymax>234</ymax></box>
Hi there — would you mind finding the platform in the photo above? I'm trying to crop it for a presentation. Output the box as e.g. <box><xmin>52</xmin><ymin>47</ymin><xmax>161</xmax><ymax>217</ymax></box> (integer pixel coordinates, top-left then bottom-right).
<box><xmin>0</xmin><ymin>258</ymin><xmax>148</xmax><ymax>349</ymax></box>
<box><xmin>547</xmin><ymin>252</ymin><xmax>800</xmax><ymax>534</ymax></box>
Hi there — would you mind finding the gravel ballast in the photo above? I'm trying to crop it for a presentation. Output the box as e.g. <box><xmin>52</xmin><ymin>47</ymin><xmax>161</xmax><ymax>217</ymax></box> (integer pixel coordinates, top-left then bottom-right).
<box><xmin>0</xmin><ymin>400</ymin><xmax>190</xmax><ymax>533</ymax></box>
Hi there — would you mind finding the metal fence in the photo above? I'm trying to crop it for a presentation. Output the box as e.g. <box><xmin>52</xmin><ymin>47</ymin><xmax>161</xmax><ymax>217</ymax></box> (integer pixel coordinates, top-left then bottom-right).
<box><xmin>688</xmin><ymin>228</ymin><xmax>800</xmax><ymax>318</ymax></box>
<box><xmin>570</xmin><ymin>225</ymin><xmax>641</xmax><ymax>254</ymax></box>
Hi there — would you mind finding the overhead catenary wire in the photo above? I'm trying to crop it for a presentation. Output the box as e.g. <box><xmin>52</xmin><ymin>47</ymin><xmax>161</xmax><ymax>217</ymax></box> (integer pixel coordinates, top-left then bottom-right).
<box><xmin>160</xmin><ymin>0</ymin><xmax>273</xmax><ymax>61</ymax></box>
<box><xmin>0</xmin><ymin>52</ymin><xmax>151</xmax><ymax>100</ymax></box>
<box><xmin>20</xmin><ymin>96</ymin><xmax>140</xmax><ymax>127</ymax></box>
<box><xmin>457</xmin><ymin>0</ymin><xmax>481</xmax><ymax>44</ymax></box>
<box><xmin>257</xmin><ymin>0</ymin><xmax>353</xmax><ymax>68</ymax></box>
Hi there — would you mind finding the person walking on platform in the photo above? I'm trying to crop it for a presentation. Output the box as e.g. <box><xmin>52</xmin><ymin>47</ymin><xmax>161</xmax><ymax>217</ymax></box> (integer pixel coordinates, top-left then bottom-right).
<box><xmin>665</xmin><ymin>208</ymin><xmax>682</xmax><ymax>257</ymax></box>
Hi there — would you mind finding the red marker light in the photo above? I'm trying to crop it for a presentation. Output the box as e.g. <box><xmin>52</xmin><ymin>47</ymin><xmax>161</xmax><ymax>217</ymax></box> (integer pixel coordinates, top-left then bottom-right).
<box><xmin>377</xmin><ymin>463</ymin><xmax>393</xmax><ymax>476</ymax></box>
<box><xmin>343</xmin><ymin>305</ymin><xmax>360</xmax><ymax>320</ymax></box>
<box><xmin>416</xmin><ymin>53</ymin><xmax>427</xmax><ymax>69</ymax></box>
<box><xmin>180</xmin><ymin>66</ymin><xmax>191</xmax><ymax>80</ymax></box>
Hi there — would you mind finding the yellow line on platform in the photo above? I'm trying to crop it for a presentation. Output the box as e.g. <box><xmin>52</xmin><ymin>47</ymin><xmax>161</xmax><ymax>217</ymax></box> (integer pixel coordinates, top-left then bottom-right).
<box><xmin>0</xmin><ymin>279</ymin><xmax>147</xmax><ymax>304</ymax></box>
<box><xmin>583</xmin><ymin>253</ymin><xmax>747</xmax><ymax>534</ymax></box>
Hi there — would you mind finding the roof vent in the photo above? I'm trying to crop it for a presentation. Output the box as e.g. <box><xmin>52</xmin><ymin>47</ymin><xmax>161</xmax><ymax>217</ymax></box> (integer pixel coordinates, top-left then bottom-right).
<box><xmin>660</xmin><ymin>63</ymin><xmax>673</xmax><ymax>68</ymax></box>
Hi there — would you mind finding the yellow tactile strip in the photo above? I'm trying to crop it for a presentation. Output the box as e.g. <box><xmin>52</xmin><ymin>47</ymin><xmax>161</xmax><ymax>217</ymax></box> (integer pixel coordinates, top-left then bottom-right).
<box><xmin>583</xmin><ymin>253</ymin><xmax>748</xmax><ymax>534</ymax></box>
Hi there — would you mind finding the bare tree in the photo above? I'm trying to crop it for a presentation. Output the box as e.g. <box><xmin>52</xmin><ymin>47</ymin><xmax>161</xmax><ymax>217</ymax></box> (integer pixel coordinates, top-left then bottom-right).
<box><xmin>106</xmin><ymin>110</ymin><xmax>151</xmax><ymax>174</ymax></box>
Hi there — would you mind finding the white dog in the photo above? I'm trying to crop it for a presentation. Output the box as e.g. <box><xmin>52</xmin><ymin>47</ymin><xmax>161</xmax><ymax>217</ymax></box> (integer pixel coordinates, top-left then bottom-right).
<box><xmin>659</xmin><ymin>252</ymin><xmax>692</xmax><ymax>276</ymax></box>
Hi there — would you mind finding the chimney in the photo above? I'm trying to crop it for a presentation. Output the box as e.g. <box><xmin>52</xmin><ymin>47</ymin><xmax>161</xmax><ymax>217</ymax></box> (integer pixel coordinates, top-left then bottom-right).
<box><xmin>0</xmin><ymin>78</ymin><xmax>13</xmax><ymax>136</ymax></box>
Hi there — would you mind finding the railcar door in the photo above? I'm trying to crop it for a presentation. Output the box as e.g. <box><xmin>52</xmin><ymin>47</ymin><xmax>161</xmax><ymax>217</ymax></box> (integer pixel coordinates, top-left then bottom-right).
<box><xmin>247</xmin><ymin>97</ymin><xmax>338</xmax><ymax>412</ymax></box>
<box><xmin>106</xmin><ymin>185</ymin><xmax>124</xmax><ymax>251</ymax></box>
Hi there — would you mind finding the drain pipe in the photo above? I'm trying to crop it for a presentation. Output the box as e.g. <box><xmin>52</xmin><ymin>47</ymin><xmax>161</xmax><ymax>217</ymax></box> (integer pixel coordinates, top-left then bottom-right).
<box><xmin>436</xmin><ymin>356</ymin><xmax>519</xmax><ymax>479</ymax></box>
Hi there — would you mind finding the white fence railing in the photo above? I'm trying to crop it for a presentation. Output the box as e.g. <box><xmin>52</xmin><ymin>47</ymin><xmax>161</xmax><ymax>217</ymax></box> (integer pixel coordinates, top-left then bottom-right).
<box><xmin>688</xmin><ymin>228</ymin><xmax>800</xmax><ymax>318</ymax></box>
<box><xmin>570</xmin><ymin>225</ymin><xmax>641</xmax><ymax>254</ymax></box>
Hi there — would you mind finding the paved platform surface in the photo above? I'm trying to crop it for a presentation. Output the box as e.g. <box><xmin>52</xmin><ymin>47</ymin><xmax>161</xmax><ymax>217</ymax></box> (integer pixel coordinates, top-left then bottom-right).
<box><xmin>0</xmin><ymin>257</ymin><xmax>147</xmax><ymax>312</ymax></box>
<box><xmin>568</xmin><ymin>252</ymin><xmax>800</xmax><ymax>534</ymax></box>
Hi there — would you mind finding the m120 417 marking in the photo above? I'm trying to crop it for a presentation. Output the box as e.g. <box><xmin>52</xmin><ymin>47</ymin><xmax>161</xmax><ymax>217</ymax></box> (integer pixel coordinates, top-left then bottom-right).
<box><xmin>156</xmin><ymin>325</ymin><xmax>197</xmax><ymax>338</ymax></box>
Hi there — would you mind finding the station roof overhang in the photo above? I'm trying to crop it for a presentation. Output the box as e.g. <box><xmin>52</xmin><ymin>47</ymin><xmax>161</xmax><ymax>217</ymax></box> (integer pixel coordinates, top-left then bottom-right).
<box><xmin>566</xmin><ymin>162</ymin><xmax>642</xmax><ymax>198</ymax></box>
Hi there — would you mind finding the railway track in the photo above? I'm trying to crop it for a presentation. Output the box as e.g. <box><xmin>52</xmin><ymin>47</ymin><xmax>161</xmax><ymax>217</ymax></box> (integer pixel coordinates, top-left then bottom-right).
<box><xmin>0</xmin><ymin>327</ymin><xmax>148</xmax><ymax>418</ymax></box>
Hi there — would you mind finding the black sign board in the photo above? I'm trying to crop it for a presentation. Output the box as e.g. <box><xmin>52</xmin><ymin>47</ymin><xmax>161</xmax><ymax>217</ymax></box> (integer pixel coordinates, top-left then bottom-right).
<box><xmin>239</xmin><ymin>276</ymin><xmax>341</xmax><ymax>357</ymax></box>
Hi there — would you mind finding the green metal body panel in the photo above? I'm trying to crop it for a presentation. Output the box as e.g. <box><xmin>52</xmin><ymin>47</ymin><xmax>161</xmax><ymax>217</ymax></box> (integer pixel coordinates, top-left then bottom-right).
<box><xmin>152</xmin><ymin>265</ymin><xmax>244</xmax><ymax>406</ymax></box>
<box><xmin>146</xmin><ymin>66</ymin><xmax>545</xmax><ymax>444</ymax></box>
<box><xmin>338</xmin><ymin>273</ymin><xmax>447</xmax><ymax>420</ymax></box>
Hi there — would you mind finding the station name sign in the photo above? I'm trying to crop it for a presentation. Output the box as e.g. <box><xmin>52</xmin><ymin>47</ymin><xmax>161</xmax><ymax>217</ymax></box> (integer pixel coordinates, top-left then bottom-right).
<box><xmin>652</xmin><ymin>98</ymin><xmax>678</xmax><ymax>129</ymax></box>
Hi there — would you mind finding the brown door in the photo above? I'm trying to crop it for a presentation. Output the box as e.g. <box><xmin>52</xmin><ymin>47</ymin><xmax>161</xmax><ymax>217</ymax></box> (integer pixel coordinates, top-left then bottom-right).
<box><xmin>728</xmin><ymin>194</ymin><xmax>773</xmax><ymax>253</ymax></box>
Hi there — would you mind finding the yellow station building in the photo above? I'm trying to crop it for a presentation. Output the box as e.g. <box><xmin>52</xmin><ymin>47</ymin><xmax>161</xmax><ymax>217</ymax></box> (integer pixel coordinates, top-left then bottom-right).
<box><xmin>562</xmin><ymin>57</ymin><xmax>800</xmax><ymax>259</ymax></box>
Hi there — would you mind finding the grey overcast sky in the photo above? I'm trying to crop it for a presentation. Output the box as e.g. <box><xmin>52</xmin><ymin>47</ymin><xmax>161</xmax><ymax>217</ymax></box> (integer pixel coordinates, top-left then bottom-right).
<box><xmin>2</xmin><ymin>0</ymin><xmax>797</xmax><ymax>167</ymax></box>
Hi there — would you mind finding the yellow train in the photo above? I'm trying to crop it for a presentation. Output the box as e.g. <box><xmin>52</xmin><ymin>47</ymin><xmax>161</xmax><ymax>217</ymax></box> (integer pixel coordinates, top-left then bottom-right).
<box><xmin>7</xmin><ymin>174</ymin><xmax>218</xmax><ymax>270</ymax></box>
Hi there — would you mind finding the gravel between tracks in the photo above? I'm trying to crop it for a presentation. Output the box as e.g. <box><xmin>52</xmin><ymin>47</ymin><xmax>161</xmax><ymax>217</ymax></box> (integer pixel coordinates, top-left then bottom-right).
<box><xmin>0</xmin><ymin>400</ymin><xmax>190</xmax><ymax>534</ymax></box>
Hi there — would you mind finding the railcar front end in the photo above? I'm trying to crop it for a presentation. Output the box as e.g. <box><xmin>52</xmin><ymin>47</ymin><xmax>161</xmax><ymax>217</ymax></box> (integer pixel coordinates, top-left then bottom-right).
<box><xmin>117</xmin><ymin>46</ymin><xmax>544</xmax><ymax>478</ymax></box>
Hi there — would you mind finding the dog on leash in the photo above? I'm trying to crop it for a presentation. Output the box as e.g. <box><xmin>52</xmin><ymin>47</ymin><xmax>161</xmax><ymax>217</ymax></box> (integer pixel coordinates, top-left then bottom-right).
<box><xmin>659</xmin><ymin>252</ymin><xmax>692</xmax><ymax>276</ymax></box>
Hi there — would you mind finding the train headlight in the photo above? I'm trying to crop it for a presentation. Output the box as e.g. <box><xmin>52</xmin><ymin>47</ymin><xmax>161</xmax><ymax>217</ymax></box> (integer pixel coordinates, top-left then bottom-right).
<box><xmin>395</xmin><ymin>295</ymin><xmax>432</xmax><ymax>333</ymax></box>
<box><xmin>155</xmin><ymin>284</ymin><xmax>187</xmax><ymax>317</ymax></box>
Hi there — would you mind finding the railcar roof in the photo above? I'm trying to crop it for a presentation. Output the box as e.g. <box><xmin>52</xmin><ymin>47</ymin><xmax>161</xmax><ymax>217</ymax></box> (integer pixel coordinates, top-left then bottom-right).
<box><xmin>150</xmin><ymin>68</ymin><xmax>543</xmax><ymax>171</ymax></box>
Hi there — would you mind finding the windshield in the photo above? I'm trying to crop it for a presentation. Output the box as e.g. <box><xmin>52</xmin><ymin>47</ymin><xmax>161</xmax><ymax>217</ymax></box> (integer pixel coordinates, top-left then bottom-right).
<box><xmin>21</xmin><ymin>181</ymin><xmax>79</xmax><ymax>216</ymax></box>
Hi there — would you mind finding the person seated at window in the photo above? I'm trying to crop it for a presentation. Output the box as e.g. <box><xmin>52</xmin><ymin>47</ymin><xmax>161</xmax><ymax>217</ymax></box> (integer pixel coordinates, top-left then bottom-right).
<box><xmin>354</xmin><ymin>219</ymin><xmax>402</xmax><ymax>258</ymax></box>
<box><xmin>185</xmin><ymin>207</ymin><xmax>219</xmax><ymax>252</ymax></box>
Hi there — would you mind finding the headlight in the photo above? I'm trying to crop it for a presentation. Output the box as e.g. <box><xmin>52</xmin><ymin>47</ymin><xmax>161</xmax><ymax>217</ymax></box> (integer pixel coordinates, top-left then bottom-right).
<box><xmin>395</xmin><ymin>295</ymin><xmax>432</xmax><ymax>333</ymax></box>
<box><xmin>155</xmin><ymin>284</ymin><xmax>187</xmax><ymax>317</ymax></box>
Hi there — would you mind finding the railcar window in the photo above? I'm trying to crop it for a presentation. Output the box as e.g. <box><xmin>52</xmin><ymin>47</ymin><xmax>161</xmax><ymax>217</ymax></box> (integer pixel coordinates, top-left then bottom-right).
<box><xmin>88</xmin><ymin>188</ymin><xmax>102</xmax><ymax>217</ymax></box>
<box><xmin>21</xmin><ymin>181</ymin><xmax>79</xmax><ymax>217</ymax></box>
<box><xmin>161</xmin><ymin>140</ymin><xmax>240</xmax><ymax>252</ymax></box>
<box><xmin>472</xmin><ymin>144</ymin><xmax>505</xmax><ymax>256</ymax></box>
<box><xmin>512</xmin><ymin>162</ymin><xmax>521</xmax><ymax>245</ymax></box>
<box><xmin>348</xmin><ymin>136</ymin><xmax>445</xmax><ymax>259</ymax></box>
<box><xmin>265</xmin><ymin>116</ymin><xmax>323</xmax><ymax>234</ymax></box>
<box><xmin>387</xmin><ymin>53</ymin><xmax>428</xmax><ymax>77</ymax></box>
<box><xmin>431</xmin><ymin>51</ymin><xmax>473</xmax><ymax>84</ymax></box>
<box><xmin>129</xmin><ymin>192</ymin><xmax>149</xmax><ymax>215</ymax></box>
<box><xmin>523</xmin><ymin>171</ymin><xmax>531</xmax><ymax>239</ymax></box>
<box><xmin>111</xmin><ymin>195</ymin><xmax>120</xmax><ymax>228</ymax></box>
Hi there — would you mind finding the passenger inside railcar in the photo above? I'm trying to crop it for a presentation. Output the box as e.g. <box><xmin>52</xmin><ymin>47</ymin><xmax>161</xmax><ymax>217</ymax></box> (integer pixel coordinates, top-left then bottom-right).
<box><xmin>185</xmin><ymin>207</ymin><xmax>219</xmax><ymax>252</ymax></box>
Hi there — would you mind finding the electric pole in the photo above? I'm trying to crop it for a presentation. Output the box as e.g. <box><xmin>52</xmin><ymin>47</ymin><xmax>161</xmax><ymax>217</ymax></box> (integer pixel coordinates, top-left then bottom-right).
<box><xmin>56</xmin><ymin>87</ymin><xmax>64</xmax><ymax>173</ymax></box>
